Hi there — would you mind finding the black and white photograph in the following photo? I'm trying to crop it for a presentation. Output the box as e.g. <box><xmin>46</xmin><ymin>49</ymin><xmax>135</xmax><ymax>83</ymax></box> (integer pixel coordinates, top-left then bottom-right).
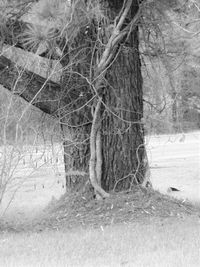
<box><xmin>0</xmin><ymin>0</ymin><xmax>200</xmax><ymax>266</ymax></box>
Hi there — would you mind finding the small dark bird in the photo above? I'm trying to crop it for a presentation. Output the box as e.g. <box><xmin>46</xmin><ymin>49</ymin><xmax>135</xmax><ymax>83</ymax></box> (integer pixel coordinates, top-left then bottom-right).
<box><xmin>167</xmin><ymin>187</ymin><xmax>180</xmax><ymax>193</ymax></box>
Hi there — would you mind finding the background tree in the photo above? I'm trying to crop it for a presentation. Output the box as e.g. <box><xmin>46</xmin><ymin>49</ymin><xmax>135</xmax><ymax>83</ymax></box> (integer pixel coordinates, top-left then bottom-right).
<box><xmin>141</xmin><ymin>0</ymin><xmax>200</xmax><ymax>134</ymax></box>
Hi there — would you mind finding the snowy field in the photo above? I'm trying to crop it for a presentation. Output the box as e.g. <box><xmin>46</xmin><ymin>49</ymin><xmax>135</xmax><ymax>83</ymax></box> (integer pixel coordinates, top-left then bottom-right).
<box><xmin>0</xmin><ymin>131</ymin><xmax>199</xmax><ymax>217</ymax></box>
<box><xmin>146</xmin><ymin>131</ymin><xmax>200</xmax><ymax>204</ymax></box>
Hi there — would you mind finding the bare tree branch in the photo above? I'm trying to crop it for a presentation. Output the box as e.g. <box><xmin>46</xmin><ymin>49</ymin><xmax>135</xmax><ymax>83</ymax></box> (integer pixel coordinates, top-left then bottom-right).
<box><xmin>0</xmin><ymin>55</ymin><xmax>61</xmax><ymax>115</ymax></box>
<box><xmin>1</xmin><ymin>44</ymin><xmax>62</xmax><ymax>83</ymax></box>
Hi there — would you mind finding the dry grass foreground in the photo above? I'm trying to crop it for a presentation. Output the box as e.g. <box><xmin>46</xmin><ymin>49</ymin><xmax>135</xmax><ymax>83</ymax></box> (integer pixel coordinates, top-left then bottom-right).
<box><xmin>0</xmin><ymin>187</ymin><xmax>200</xmax><ymax>267</ymax></box>
<box><xmin>0</xmin><ymin>186</ymin><xmax>200</xmax><ymax>232</ymax></box>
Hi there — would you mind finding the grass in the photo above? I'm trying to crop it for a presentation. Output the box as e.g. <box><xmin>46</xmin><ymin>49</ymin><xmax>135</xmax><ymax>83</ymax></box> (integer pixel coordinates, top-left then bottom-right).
<box><xmin>0</xmin><ymin>216</ymin><xmax>200</xmax><ymax>267</ymax></box>
<box><xmin>0</xmin><ymin>132</ymin><xmax>200</xmax><ymax>266</ymax></box>
<box><xmin>0</xmin><ymin>187</ymin><xmax>200</xmax><ymax>267</ymax></box>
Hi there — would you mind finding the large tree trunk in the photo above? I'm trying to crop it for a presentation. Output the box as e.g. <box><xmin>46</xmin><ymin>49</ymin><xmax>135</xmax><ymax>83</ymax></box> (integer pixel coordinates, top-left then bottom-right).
<box><xmin>101</xmin><ymin>0</ymin><xmax>146</xmax><ymax>191</ymax></box>
<box><xmin>0</xmin><ymin>1</ymin><xmax>147</xmax><ymax>194</ymax></box>
<box><xmin>101</xmin><ymin>49</ymin><xmax>145</xmax><ymax>192</ymax></box>
<box><xmin>59</xmin><ymin>0</ymin><xmax>147</xmax><ymax>193</ymax></box>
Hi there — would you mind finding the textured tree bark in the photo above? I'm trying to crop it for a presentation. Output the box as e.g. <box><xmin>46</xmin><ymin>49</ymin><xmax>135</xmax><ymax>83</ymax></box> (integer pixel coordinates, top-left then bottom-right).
<box><xmin>101</xmin><ymin>0</ymin><xmax>146</xmax><ymax>191</ymax></box>
<box><xmin>59</xmin><ymin>0</ymin><xmax>147</xmax><ymax>194</ymax></box>
<box><xmin>61</xmin><ymin>118</ymin><xmax>91</xmax><ymax>190</ymax></box>
<box><xmin>59</xmin><ymin>28</ymin><xmax>94</xmax><ymax>190</ymax></box>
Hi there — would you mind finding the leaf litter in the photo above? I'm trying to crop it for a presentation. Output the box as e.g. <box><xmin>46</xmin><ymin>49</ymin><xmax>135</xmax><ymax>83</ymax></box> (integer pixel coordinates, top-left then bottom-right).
<box><xmin>1</xmin><ymin>186</ymin><xmax>200</xmax><ymax>233</ymax></box>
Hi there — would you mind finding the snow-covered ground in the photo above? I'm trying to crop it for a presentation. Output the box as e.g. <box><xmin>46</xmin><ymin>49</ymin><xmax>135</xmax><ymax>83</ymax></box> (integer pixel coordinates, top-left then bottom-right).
<box><xmin>146</xmin><ymin>131</ymin><xmax>200</xmax><ymax>203</ymax></box>
<box><xmin>0</xmin><ymin>131</ymin><xmax>199</xmax><ymax>217</ymax></box>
